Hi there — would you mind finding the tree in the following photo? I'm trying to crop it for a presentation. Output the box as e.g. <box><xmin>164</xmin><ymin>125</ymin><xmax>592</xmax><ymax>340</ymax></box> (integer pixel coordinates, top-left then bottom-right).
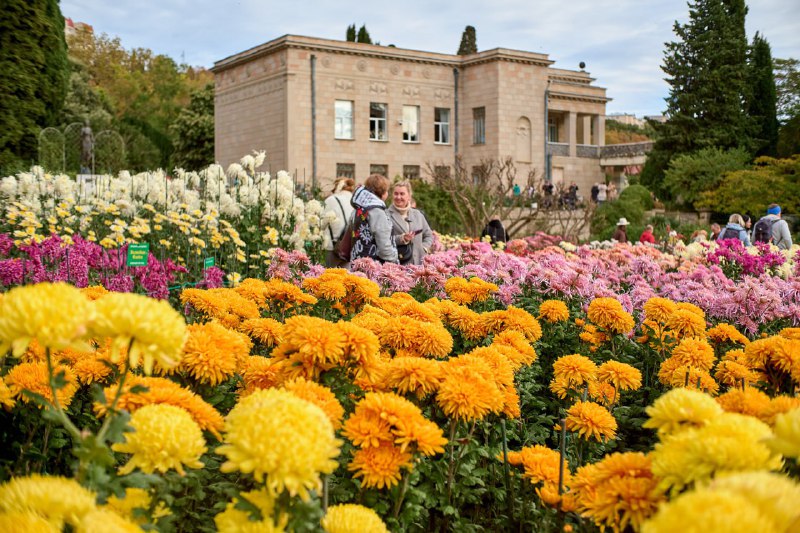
<box><xmin>457</xmin><ymin>26</ymin><xmax>478</xmax><ymax>55</ymax></box>
<box><xmin>697</xmin><ymin>155</ymin><xmax>800</xmax><ymax>216</ymax></box>
<box><xmin>662</xmin><ymin>147</ymin><xmax>751</xmax><ymax>209</ymax></box>
<box><xmin>0</xmin><ymin>0</ymin><xmax>69</xmax><ymax>170</ymax></box>
<box><xmin>641</xmin><ymin>0</ymin><xmax>754</xmax><ymax>198</ymax></box>
<box><xmin>425</xmin><ymin>156</ymin><xmax>595</xmax><ymax>241</ymax></box>
<box><xmin>748</xmin><ymin>33</ymin><xmax>779</xmax><ymax>156</ymax></box>
<box><xmin>356</xmin><ymin>25</ymin><xmax>372</xmax><ymax>44</ymax></box>
<box><xmin>346</xmin><ymin>24</ymin><xmax>356</xmax><ymax>42</ymax></box>
<box><xmin>170</xmin><ymin>83</ymin><xmax>215</xmax><ymax>171</ymax></box>
<box><xmin>774</xmin><ymin>58</ymin><xmax>800</xmax><ymax>120</ymax></box>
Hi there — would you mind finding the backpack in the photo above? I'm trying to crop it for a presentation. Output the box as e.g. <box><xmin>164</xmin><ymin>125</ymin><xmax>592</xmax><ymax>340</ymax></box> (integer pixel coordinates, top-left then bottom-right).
<box><xmin>333</xmin><ymin>214</ymin><xmax>354</xmax><ymax>262</ymax></box>
<box><xmin>753</xmin><ymin>217</ymin><xmax>776</xmax><ymax>243</ymax></box>
<box><xmin>719</xmin><ymin>227</ymin><xmax>740</xmax><ymax>241</ymax></box>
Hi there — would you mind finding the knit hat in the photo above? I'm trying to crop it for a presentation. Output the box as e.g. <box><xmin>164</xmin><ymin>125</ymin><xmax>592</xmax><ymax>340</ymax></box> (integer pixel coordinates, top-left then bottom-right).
<box><xmin>767</xmin><ymin>205</ymin><xmax>781</xmax><ymax>215</ymax></box>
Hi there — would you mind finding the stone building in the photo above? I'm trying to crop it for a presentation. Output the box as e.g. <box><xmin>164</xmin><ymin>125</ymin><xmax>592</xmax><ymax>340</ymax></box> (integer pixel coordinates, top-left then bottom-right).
<box><xmin>212</xmin><ymin>35</ymin><xmax>609</xmax><ymax>193</ymax></box>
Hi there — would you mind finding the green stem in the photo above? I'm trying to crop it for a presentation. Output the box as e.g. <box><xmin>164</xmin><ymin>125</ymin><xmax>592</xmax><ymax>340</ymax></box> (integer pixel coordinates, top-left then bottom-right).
<box><xmin>96</xmin><ymin>339</ymin><xmax>135</xmax><ymax>444</ymax></box>
<box><xmin>392</xmin><ymin>469</ymin><xmax>411</xmax><ymax>520</ymax></box>
<box><xmin>446</xmin><ymin>420</ymin><xmax>459</xmax><ymax>505</ymax></box>
<box><xmin>500</xmin><ymin>419</ymin><xmax>515</xmax><ymax>522</ymax></box>
<box><xmin>44</xmin><ymin>347</ymin><xmax>82</xmax><ymax>440</ymax></box>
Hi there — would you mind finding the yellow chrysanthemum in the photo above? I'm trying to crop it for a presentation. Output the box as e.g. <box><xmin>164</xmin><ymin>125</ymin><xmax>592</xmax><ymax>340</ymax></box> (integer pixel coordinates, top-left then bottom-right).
<box><xmin>71</xmin><ymin>355</ymin><xmax>115</xmax><ymax>385</ymax></box>
<box><xmin>765</xmin><ymin>407</ymin><xmax>800</xmax><ymax>460</ymax></box>
<box><xmin>707</xmin><ymin>471</ymin><xmax>800</xmax><ymax>531</ymax></box>
<box><xmin>444</xmin><ymin>276</ymin><xmax>498</xmax><ymax>305</ymax></box>
<box><xmin>96</xmin><ymin>375</ymin><xmax>224</xmax><ymax>439</ymax></box>
<box><xmin>383</xmin><ymin>357</ymin><xmax>443</xmax><ymax>398</ymax></box>
<box><xmin>0</xmin><ymin>380</ymin><xmax>15</xmax><ymax>410</ymax></box>
<box><xmin>113</xmin><ymin>404</ymin><xmax>206</xmax><ymax>475</ymax></box>
<box><xmin>666</xmin><ymin>309</ymin><xmax>706</xmax><ymax>339</ymax></box>
<box><xmin>105</xmin><ymin>488</ymin><xmax>169</xmax><ymax>524</ymax></box>
<box><xmin>348</xmin><ymin>443</ymin><xmax>412</xmax><ymax>489</ymax></box>
<box><xmin>643</xmin><ymin>387</ymin><xmax>723</xmax><ymax>437</ymax></box>
<box><xmin>179</xmin><ymin>322</ymin><xmax>251</xmax><ymax>385</ymax></box>
<box><xmin>649</xmin><ymin>413</ymin><xmax>781</xmax><ymax>494</ymax></box>
<box><xmin>282</xmin><ymin>377</ymin><xmax>345</xmax><ymax>430</ymax></box>
<box><xmin>0</xmin><ymin>511</ymin><xmax>57</xmax><ymax>532</ymax></box>
<box><xmin>714</xmin><ymin>359</ymin><xmax>759</xmax><ymax>387</ymax></box>
<box><xmin>670</xmin><ymin>337</ymin><xmax>716</xmax><ymax>371</ymax></box>
<box><xmin>538</xmin><ymin>300</ymin><xmax>570</xmax><ymax>323</ymax></box>
<box><xmin>0</xmin><ymin>474</ymin><xmax>97</xmax><ymax>529</ymax></box>
<box><xmin>214</xmin><ymin>489</ymin><xmax>287</xmax><ymax>533</ymax></box>
<box><xmin>5</xmin><ymin>361</ymin><xmax>78</xmax><ymax>408</ymax></box>
<box><xmin>779</xmin><ymin>327</ymin><xmax>800</xmax><ymax>340</ymax></box>
<box><xmin>587</xmin><ymin>297</ymin><xmax>635</xmax><ymax>334</ymax></box>
<box><xmin>553</xmin><ymin>354</ymin><xmax>597</xmax><ymax>386</ymax></box>
<box><xmin>641</xmin><ymin>489</ymin><xmax>779</xmax><ymax>533</ymax></box>
<box><xmin>491</xmin><ymin>330</ymin><xmax>538</xmax><ymax>367</ymax></box>
<box><xmin>642</xmin><ymin>297</ymin><xmax>677</xmax><ymax>324</ymax></box>
<box><xmin>76</xmin><ymin>508</ymin><xmax>142</xmax><ymax>533</ymax></box>
<box><xmin>505</xmin><ymin>445</ymin><xmax>564</xmax><ymax>485</ymax></box>
<box><xmin>565</xmin><ymin>401</ymin><xmax>617</xmax><ymax>442</ymax></box>
<box><xmin>588</xmin><ymin>380</ymin><xmax>619</xmax><ymax>407</ymax></box>
<box><xmin>91</xmin><ymin>293</ymin><xmax>187</xmax><ymax>375</ymax></box>
<box><xmin>572</xmin><ymin>452</ymin><xmax>664</xmax><ymax>532</ymax></box>
<box><xmin>762</xmin><ymin>395</ymin><xmax>800</xmax><ymax>425</ymax></box>
<box><xmin>0</xmin><ymin>282</ymin><xmax>93</xmax><ymax>357</ymax></box>
<box><xmin>597</xmin><ymin>360</ymin><xmax>642</xmax><ymax>391</ymax></box>
<box><xmin>217</xmin><ymin>388</ymin><xmax>340</xmax><ymax>499</ymax></box>
<box><xmin>321</xmin><ymin>504</ymin><xmax>389</xmax><ymax>533</ymax></box>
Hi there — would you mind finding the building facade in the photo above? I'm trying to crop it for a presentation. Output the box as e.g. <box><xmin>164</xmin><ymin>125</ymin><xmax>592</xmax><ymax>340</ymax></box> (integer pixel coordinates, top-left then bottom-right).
<box><xmin>212</xmin><ymin>35</ymin><xmax>609</xmax><ymax>193</ymax></box>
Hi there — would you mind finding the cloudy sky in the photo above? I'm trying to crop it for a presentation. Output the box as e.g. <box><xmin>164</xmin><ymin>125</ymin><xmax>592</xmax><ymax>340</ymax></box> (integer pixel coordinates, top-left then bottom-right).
<box><xmin>61</xmin><ymin>0</ymin><xmax>799</xmax><ymax>117</ymax></box>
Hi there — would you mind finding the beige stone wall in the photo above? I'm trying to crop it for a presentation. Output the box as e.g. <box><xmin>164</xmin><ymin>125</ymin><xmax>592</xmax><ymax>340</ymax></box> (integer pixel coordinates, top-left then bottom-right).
<box><xmin>213</xmin><ymin>36</ymin><xmax>609</xmax><ymax>193</ymax></box>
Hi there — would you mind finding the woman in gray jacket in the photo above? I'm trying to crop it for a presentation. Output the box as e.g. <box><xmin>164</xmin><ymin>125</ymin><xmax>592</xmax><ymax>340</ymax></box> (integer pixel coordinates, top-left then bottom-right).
<box><xmin>387</xmin><ymin>180</ymin><xmax>433</xmax><ymax>265</ymax></box>
<box><xmin>349</xmin><ymin>174</ymin><xmax>398</xmax><ymax>263</ymax></box>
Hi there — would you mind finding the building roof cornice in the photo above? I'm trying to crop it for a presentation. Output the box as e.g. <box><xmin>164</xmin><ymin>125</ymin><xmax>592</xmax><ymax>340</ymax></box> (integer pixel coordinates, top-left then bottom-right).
<box><xmin>548</xmin><ymin>90</ymin><xmax>612</xmax><ymax>104</ymax></box>
<box><xmin>213</xmin><ymin>34</ymin><xmax>560</xmax><ymax>72</ymax></box>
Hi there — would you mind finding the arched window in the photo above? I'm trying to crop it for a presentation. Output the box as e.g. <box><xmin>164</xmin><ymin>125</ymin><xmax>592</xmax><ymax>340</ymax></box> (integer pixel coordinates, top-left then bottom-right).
<box><xmin>516</xmin><ymin>116</ymin><xmax>532</xmax><ymax>163</ymax></box>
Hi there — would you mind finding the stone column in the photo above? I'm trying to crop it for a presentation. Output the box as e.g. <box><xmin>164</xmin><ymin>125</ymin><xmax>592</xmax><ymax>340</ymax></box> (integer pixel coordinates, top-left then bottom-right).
<box><xmin>595</xmin><ymin>115</ymin><xmax>605</xmax><ymax>146</ymax></box>
<box><xmin>581</xmin><ymin>115</ymin><xmax>592</xmax><ymax>145</ymax></box>
<box><xmin>568</xmin><ymin>111</ymin><xmax>577</xmax><ymax>156</ymax></box>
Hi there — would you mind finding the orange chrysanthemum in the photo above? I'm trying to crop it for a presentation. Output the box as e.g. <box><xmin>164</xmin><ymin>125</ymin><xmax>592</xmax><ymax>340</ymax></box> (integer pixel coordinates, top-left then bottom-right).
<box><xmin>348</xmin><ymin>443</ymin><xmax>412</xmax><ymax>489</ymax></box>
<box><xmin>642</xmin><ymin>297</ymin><xmax>678</xmax><ymax>324</ymax></box>
<box><xmin>283</xmin><ymin>378</ymin><xmax>345</xmax><ymax>430</ymax></box>
<box><xmin>706</xmin><ymin>323</ymin><xmax>750</xmax><ymax>346</ymax></box>
<box><xmin>179</xmin><ymin>322</ymin><xmax>251</xmax><ymax>385</ymax></box>
<box><xmin>239</xmin><ymin>355</ymin><xmax>283</xmax><ymax>395</ymax></box>
<box><xmin>383</xmin><ymin>357</ymin><xmax>443</xmax><ymax>398</ymax></box>
<box><xmin>716</xmin><ymin>387</ymin><xmax>772</xmax><ymax>421</ymax></box>
<box><xmin>670</xmin><ymin>337</ymin><xmax>716</xmax><ymax>372</ymax></box>
<box><xmin>565</xmin><ymin>401</ymin><xmax>617</xmax><ymax>442</ymax></box>
<box><xmin>5</xmin><ymin>361</ymin><xmax>78</xmax><ymax>408</ymax></box>
<box><xmin>587</xmin><ymin>298</ymin><xmax>635</xmax><ymax>334</ymax></box>
<box><xmin>553</xmin><ymin>354</ymin><xmax>597</xmax><ymax>386</ymax></box>
<box><xmin>538</xmin><ymin>300</ymin><xmax>570</xmax><ymax>323</ymax></box>
<box><xmin>238</xmin><ymin>318</ymin><xmax>284</xmax><ymax>348</ymax></box>
<box><xmin>597</xmin><ymin>361</ymin><xmax>642</xmax><ymax>391</ymax></box>
<box><xmin>666</xmin><ymin>309</ymin><xmax>706</xmax><ymax>339</ymax></box>
<box><xmin>436</xmin><ymin>358</ymin><xmax>504</xmax><ymax>421</ymax></box>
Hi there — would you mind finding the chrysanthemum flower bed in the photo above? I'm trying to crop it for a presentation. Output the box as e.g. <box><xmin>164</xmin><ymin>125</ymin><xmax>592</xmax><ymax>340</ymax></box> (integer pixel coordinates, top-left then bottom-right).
<box><xmin>2</xmin><ymin>249</ymin><xmax>800</xmax><ymax>532</ymax></box>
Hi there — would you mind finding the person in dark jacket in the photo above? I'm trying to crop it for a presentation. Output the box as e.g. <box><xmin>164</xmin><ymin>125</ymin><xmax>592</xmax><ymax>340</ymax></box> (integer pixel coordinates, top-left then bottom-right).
<box><xmin>481</xmin><ymin>218</ymin><xmax>507</xmax><ymax>244</ymax></box>
<box><xmin>350</xmin><ymin>174</ymin><xmax>398</xmax><ymax>263</ymax></box>
<box><xmin>717</xmin><ymin>213</ymin><xmax>751</xmax><ymax>246</ymax></box>
<box><xmin>612</xmin><ymin>218</ymin><xmax>629</xmax><ymax>243</ymax></box>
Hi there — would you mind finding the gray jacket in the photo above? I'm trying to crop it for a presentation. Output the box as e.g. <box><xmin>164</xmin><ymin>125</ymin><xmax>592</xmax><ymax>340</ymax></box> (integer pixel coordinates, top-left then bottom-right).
<box><xmin>763</xmin><ymin>215</ymin><xmax>793</xmax><ymax>250</ymax></box>
<box><xmin>387</xmin><ymin>205</ymin><xmax>434</xmax><ymax>265</ymax></box>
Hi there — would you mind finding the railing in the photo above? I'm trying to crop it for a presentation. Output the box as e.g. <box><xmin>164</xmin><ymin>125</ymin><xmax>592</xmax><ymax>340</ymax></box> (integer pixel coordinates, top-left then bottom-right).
<box><xmin>547</xmin><ymin>142</ymin><xmax>569</xmax><ymax>157</ymax></box>
<box><xmin>576</xmin><ymin>144</ymin><xmax>600</xmax><ymax>158</ymax></box>
<box><xmin>600</xmin><ymin>141</ymin><xmax>654</xmax><ymax>159</ymax></box>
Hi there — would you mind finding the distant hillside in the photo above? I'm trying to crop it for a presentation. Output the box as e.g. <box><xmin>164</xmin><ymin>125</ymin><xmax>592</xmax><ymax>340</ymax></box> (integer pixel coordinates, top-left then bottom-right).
<box><xmin>605</xmin><ymin>120</ymin><xmax>655</xmax><ymax>144</ymax></box>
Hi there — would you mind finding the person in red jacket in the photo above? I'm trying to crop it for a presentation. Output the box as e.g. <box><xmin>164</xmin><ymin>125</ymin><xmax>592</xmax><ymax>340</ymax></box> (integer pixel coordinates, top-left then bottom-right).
<box><xmin>639</xmin><ymin>224</ymin><xmax>656</xmax><ymax>244</ymax></box>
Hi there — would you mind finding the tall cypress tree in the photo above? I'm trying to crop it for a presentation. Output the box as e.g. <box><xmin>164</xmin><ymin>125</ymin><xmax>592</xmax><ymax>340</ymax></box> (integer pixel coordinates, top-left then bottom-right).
<box><xmin>457</xmin><ymin>26</ymin><xmax>478</xmax><ymax>55</ymax></box>
<box><xmin>346</xmin><ymin>24</ymin><xmax>356</xmax><ymax>42</ymax></box>
<box><xmin>641</xmin><ymin>0</ymin><xmax>755</xmax><ymax>197</ymax></box>
<box><xmin>0</xmin><ymin>0</ymin><xmax>68</xmax><ymax>170</ymax></box>
<box><xmin>356</xmin><ymin>25</ymin><xmax>373</xmax><ymax>44</ymax></box>
<box><xmin>749</xmin><ymin>33</ymin><xmax>779</xmax><ymax>156</ymax></box>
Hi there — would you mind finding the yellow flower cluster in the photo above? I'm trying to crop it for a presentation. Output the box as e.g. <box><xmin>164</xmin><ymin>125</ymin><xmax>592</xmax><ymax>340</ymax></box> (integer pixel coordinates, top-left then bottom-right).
<box><xmin>586</xmin><ymin>297</ymin><xmax>635</xmax><ymax>335</ymax></box>
<box><xmin>282</xmin><ymin>377</ymin><xmax>345</xmax><ymax>430</ymax></box>
<box><xmin>177</xmin><ymin>322</ymin><xmax>252</xmax><ymax>385</ymax></box>
<box><xmin>444</xmin><ymin>276</ymin><xmax>499</xmax><ymax>306</ymax></box>
<box><xmin>505</xmin><ymin>445</ymin><xmax>576</xmax><ymax>512</ymax></box>
<box><xmin>344</xmin><ymin>392</ymin><xmax>447</xmax><ymax>489</ymax></box>
<box><xmin>112</xmin><ymin>404</ymin><xmax>206</xmax><ymax>475</ymax></box>
<box><xmin>538</xmin><ymin>299</ymin><xmax>570</xmax><ymax>323</ymax></box>
<box><xmin>565</xmin><ymin>401</ymin><xmax>617</xmax><ymax>442</ymax></box>
<box><xmin>214</xmin><ymin>489</ymin><xmax>287</xmax><ymax>533</ymax></box>
<box><xmin>303</xmin><ymin>268</ymin><xmax>380</xmax><ymax>314</ymax></box>
<box><xmin>217</xmin><ymin>388</ymin><xmax>340</xmax><ymax>499</ymax></box>
<box><xmin>436</xmin><ymin>351</ymin><xmax>511</xmax><ymax>421</ymax></box>
<box><xmin>572</xmin><ymin>452</ymin><xmax>664</xmax><ymax>532</ymax></box>
<box><xmin>321</xmin><ymin>504</ymin><xmax>389</xmax><ymax>533</ymax></box>
<box><xmin>180</xmin><ymin>287</ymin><xmax>260</xmax><ymax>328</ymax></box>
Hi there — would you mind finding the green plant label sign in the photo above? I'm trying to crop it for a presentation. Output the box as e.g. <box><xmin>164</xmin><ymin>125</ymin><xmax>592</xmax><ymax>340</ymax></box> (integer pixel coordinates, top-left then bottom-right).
<box><xmin>204</xmin><ymin>257</ymin><xmax>215</xmax><ymax>269</ymax></box>
<box><xmin>126</xmin><ymin>243</ymin><xmax>149</xmax><ymax>267</ymax></box>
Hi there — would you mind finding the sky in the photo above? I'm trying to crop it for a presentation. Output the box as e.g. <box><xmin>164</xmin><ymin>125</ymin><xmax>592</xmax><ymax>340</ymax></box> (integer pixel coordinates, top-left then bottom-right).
<box><xmin>61</xmin><ymin>0</ymin><xmax>800</xmax><ymax>117</ymax></box>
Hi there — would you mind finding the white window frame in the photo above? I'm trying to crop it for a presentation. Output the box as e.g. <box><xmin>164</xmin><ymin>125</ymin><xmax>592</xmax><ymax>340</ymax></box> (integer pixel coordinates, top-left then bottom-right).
<box><xmin>370</xmin><ymin>103</ymin><xmax>388</xmax><ymax>141</ymax></box>
<box><xmin>434</xmin><ymin>107</ymin><xmax>450</xmax><ymax>144</ymax></box>
<box><xmin>402</xmin><ymin>105</ymin><xmax>420</xmax><ymax>143</ymax></box>
<box><xmin>334</xmin><ymin>100</ymin><xmax>354</xmax><ymax>140</ymax></box>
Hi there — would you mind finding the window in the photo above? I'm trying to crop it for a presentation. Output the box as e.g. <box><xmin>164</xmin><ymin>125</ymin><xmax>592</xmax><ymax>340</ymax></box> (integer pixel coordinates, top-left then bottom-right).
<box><xmin>369</xmin><ymin>103</ymin><xmax>388</xmax><ymax>141</ymax></box>
<box><xmin>472</xmin><ymin>166</ymin><xmax>483</xmax><ymax>186</ymax></box>
<box><xmin>334</xmin><ymin>100</ymin><xmax>353</xmax><ymax>139</ymax></box>
<box><xmin>434</xmin><ymin>165</ymin><xmax>451</xmax><ymax>179</ymax></box>
<box><xmin>548</xmin><ymin>118</ymin><xmax>559</xmax><ymax>143</ymax></box>
<box><xmin>336</xmin><ymin>163</ymin><xmax>355</xmax><ymax>180</ymax></box>
<box><xmin>434</xmin><ymin>108</ymin><xmax>450</xmax><ymax>144</ymax></box>
<box><xmin>403</xmin><ymin>165</ymin><xmax>420</xmax><ymax>181</ymax></box>
<box><xmin>402</xmin><ymin>106</ymin><xmax>420</xmax><ymax>142</ymax></box>
<box><xmin>473</xmin><ymin>107</ymin><xmax>485</xmax><ymax>144</ymax></box>
<box><xmin>370</xmin><ymin>164</ymin><xmax>388</xmax><ymax>177</ymax></box>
